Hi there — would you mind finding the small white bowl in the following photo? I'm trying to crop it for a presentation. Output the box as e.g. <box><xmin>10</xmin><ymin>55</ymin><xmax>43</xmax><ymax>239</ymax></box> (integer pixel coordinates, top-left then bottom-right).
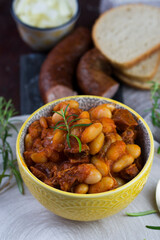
<box><xmin>11</xmin><ymin>0</ymin><xmax>80</xmax><ymax>50</ymax></box>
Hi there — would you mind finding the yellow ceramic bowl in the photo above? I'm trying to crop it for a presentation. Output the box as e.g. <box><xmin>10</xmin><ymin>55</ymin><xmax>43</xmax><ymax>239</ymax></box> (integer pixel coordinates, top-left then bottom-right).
<box><xmin>16</xmin><ymin>96</ymin><xmax>154</xmax><ymax>221</ymax></box>
<box><xmin>11</xmin><ymin>0</ymin><xmax>80</xmax><ymax>51</ymax></box>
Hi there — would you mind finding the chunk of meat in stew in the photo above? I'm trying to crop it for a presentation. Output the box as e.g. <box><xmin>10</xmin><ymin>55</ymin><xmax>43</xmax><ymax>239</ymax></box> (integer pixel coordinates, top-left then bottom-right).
<box><xmin>122</xmin><ymin>128</ymin><xmax>137</xmax><ymax>144</ymax></box>
<box><xmin>112</xmin><ymin>109</ymin><xmax>138</xmax><ymax>131</ymax></box>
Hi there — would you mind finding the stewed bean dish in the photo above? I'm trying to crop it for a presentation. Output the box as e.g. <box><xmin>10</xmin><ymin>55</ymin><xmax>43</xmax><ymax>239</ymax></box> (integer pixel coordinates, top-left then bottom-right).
<box><xmin>23</xmin><ymin>100</ymin><xmax>142</xmax><ymax>194</ymax></box>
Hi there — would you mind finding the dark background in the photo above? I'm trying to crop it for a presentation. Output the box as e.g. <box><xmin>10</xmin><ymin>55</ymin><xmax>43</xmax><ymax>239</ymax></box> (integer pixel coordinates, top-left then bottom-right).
<box><xmin>0</xmin><ymin>0</ymin><xmax>101</xmax><ymax>113</ymax></box>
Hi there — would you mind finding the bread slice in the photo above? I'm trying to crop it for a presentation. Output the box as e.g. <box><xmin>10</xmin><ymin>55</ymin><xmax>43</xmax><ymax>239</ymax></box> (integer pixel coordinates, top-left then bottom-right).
<box><xmin>92</xmin><ymin>4</ymin><xmax>160</xmax><ymax>69</ymax></box>
<box><xmin>114</xmin><ymin>64</ymin><xmax>160</xmax><ymax>90</ymax></box>
<box><xmin>115</xmin><ymin>50</ymin><xmax>160</xmax><ymax>81</ymax></box>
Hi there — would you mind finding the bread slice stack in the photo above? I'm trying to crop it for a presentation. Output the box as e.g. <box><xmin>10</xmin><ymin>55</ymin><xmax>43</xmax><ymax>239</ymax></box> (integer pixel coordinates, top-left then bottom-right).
<box><xmin>92</xmin><ymin>4</ymin><xmax>160</xmax><ymax>89</ymax></box>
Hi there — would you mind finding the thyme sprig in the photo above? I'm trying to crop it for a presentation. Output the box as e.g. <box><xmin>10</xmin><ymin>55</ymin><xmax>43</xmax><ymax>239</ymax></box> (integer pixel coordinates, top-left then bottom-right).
<box><xmin>0</xmin><ymin>97</ymin><xmax>24</xmax><ymax>194</ymax></box>
<box><xmin>51</xmin><ymin>104</ymin><xmax>92</xmax><ymax>152</ymax></box>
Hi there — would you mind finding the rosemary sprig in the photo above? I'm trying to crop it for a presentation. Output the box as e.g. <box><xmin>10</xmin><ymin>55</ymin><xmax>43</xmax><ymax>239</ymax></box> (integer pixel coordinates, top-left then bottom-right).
<box><xmin>157</xmin><ymin>146</ymin><xmax>160</xmax><ymax>154</ymax></box>
<box><xmin>126</xmin><ymin>210</ymin><xmax>157</xmax><ymax>217</ymax></box>
<box><xmin>51</xmin><ymin>104</ymin><xmax>92</xmax><ymax>152</ymax></box>
<box><xmin>150</xmin><ymin>81</ymin><xmax>160</xmax><ymax>128</ymax></box>
<box><xmin>146</xmin><ymin>225</ymin><xmax>160</xmax><ymax>230</ymax></box>
<box><xmin>0</xmin><ymin>97</ymin><xmax>24</xmax><ymax>194</ymax></box>
<box><xmin>149</xmin><ymin>81</ymin><xmax>160</xmax><ymax>154</ymax></box>
<box><xmin>126</xmin><ymin>210</ymin><xmax>160</xmax><ymax>230</ymax></box>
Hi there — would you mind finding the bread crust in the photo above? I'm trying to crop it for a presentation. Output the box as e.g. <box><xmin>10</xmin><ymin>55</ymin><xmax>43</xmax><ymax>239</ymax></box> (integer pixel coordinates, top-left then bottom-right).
<box><xmin>114</xmin><ymin>52</ymin><xmax>160</xmax><ymax>81</ymax></box>
<box><xmin>92</xmin><ymin>3</ymin><xmax>160</xmax><ymax>69</ymax></box>
<box><xmin>114</xmin><ymin>71</ymin><xmax>159</xmax><ymax>90</ymax></box>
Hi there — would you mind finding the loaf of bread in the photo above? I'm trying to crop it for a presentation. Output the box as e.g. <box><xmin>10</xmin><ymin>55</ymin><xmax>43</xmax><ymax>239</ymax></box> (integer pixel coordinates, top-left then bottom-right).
<box><xmin>114</xmin><ymin>64</ymin><xmax>160</xmax><ymax>90</ymax></box>
<box><xmin>92</xmin><ymin>4</ymin><xmax>160</xmax><ymax>68</ymax></box>
<box><xmin>115</xmin><ymin>51</ymin><xmax>160</xmax><ymax>81</ymax></box>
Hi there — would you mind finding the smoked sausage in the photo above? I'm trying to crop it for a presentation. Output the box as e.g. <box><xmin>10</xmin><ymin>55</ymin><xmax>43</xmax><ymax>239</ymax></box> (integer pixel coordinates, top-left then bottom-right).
<box><xmin>39</xmin><ymin>27</ymin><xmax>91</xmax><ymax>103</ymax></box>
<box><xmin>77</xmin><ymin>48</ymin><xmax>119</xmax><ymax>97</ymax></box>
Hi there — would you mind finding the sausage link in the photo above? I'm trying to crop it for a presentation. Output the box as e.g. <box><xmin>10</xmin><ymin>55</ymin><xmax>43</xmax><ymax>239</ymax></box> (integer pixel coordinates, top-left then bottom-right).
<box><xmin>77</xmin><ymin>48</ymin><xmax>119</xmax><ymax>98</ymax></box>
<box><xmin>39</xmin><ymin>27</ymin><xmax>91</xmax><ymax>103</ymax></box>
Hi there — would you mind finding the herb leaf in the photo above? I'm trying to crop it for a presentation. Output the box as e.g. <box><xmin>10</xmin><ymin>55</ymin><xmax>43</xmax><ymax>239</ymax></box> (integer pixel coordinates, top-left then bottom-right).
<box><xmin>64</xmin><ymin>104</ymin><xmax>69</xmax><ymax>116</ymax></box>
<box><xmin>66</xmin><ymin>114</ymin><xmax>78</xmax><ymax>120</ymax></box>
<box><xmin>51</xmin><ymin>104</ymin><xmax>92</xmax><ymax>152</ymax></box>
<box><xmin>126</xmin><ymin>210</ymin><xmax>157</xmax><ymax>217</ymax></box>
<box><xmin>66</xmin><ymin>133</ymin><xmax>71</xmax><ymax>148</ymax></box>
<box><xmin>146</xmin><ymin>225</ymin><xmax>160</xmax><ymax>230</ymax></box>
<box><xmin>9</xmin><ymin>161</ymin><xmax>24</xmax><ymax>194</ymax></box>
<box><xmin>68</xmin><ymin>118</ymin><xmax>80</xmax><ymax>124</ymax></box>
<box><xmin>150</xmin><ymin>81</ymin><xmax>160</xmax><ymax>127</ymax></box>
<box><xmin>149</xmin><ymin>81</ymin><xmax>160</xmax><ymax>155</ymax></box>
<box><xmin>54</xmin><ymin>124</ymin><xmax>66</xmax><ymax>129</ymax></box>
<box><xmin>0</xmin><ymin>97</ymin><xmax>24</xmax><ymax>194</ymax></box>
<box><xmin>52</xmin><ymin>111</ymin><xmax>63</xmax><ymax>117</ymax></box>
<box><xmin>70</xmin><ymin>123</ymin><xmax>92</xmax><ymax>129</ymax></box>
<box><xmin>70</xmin><ymin>134</ymin><xmax>82</xmax><ymax>153</ymax></box>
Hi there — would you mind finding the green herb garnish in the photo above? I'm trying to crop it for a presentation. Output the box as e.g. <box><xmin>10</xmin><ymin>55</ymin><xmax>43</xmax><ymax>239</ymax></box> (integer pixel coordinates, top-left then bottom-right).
<box><xmin>126</xmin><ymin>210</ymin><xmax>157</xmax><ymax>217</ymax></box>
<box><xmin>0</xmin><ymin>97</ymin><xmax>24</xmax><ymax>194</ymax></box>
<box><xmin>157</xmin><ymin>146</ymin><xmax>160</xmax><ymax>154</ymax></box>
<box><xmin>150</xmin><ymin>82</ymin><xmax>160</xmax><ymax>127</ymax></box>
<box><xmin>146</xmin><ymin>225</ymin><xmax>160</xmax><ymax>230</ymax></box>
<box><xmin>51</xmin><ymin>104</ymin><xmax>92</xmax><ymax>152</ymax></box>
<box><xmin>126</xmin><ymin>210</ymin><xmax>160</xmax><ymax>230</ymax></box>
<box><xmin>149</xmin><ymin>81</ymin><xmax>160</xmax><ymax>153</ymax></box>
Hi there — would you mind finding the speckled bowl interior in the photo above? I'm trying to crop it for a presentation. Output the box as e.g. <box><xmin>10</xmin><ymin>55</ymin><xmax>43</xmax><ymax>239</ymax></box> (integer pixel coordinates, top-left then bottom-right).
<box><xmin>16</xmin><ymin>96</ymin><xmax>154</xmax><ymax>221</ymax></box>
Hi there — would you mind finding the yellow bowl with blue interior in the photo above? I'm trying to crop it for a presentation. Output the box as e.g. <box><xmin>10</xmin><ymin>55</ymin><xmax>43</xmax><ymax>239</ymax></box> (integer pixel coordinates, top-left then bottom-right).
<box><xmin>16</xmin><ymin>96</ymin><xmax>154</xmax><ymax>221</ymax></box>
<box><xmin>11</xmin><ymin>0</ymin><xmax>80</xmax><ymax>50</ymax></box>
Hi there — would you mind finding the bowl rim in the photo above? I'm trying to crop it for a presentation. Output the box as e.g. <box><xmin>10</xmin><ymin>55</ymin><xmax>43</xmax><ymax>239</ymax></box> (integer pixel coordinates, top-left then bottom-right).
<box><xmin>11</xmin><ymin>0</ymin><xmax>80</xmax><ymax>31</ymax></box>
<box><xmin>16</xmin><ymin>95</ymin><xmax>154</xmax><ymax>198</ymax></box>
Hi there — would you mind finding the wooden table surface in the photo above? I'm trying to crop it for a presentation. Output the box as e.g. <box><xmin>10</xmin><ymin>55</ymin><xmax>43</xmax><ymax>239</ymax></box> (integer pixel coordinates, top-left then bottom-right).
<box><xmin>0</xmin><ymin>0</ymin><xmax>100</xmax><ymax>113</ymax></box>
